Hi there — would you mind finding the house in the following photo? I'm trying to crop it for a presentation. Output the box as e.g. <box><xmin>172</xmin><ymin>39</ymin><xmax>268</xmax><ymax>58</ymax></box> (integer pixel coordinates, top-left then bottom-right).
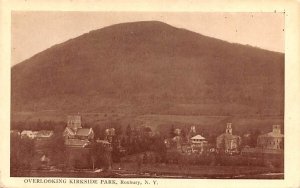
<box><xmin>63</xmin><ymin>115</ymin><xmax>94</xmax><ymax>148</ymax></box>
<box><xmin>64</xmin><ymin>127</ymin><xmax>94</xmax><ymax>147</ymax></box>
<box><xmin>257</xmin><ymin>125</ymin><xmax>284</xmax><ymax>150</ymax></box>
<box><xmin>190</xmin><ymin>134</ymin><xmax>208</xmax><ymax>153</ymax></box>
<box><xmin>216</xmin><ymin>123</ymin><xmax>241</xmax><ymax>153</ymax></box>
<box><xmin>191</xmin><ymin>134</ymin><xmax>206</xmax><ymax>144</ymax></box>
<box><xmin>36</xmin><ymin>130</ymin><xmax>54</xmax><ymax>139</ymax></box>
<box><xmin>21</xmin><ymin>130</ymin><xmax>38</xmax><ymax>139</ymax></box>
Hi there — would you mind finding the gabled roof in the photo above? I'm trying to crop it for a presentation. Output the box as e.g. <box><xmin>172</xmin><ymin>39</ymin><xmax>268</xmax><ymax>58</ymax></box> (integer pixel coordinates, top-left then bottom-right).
<box><xmin>258</xmin><ymin>132</ymin><xmax>284</xmax><ymax>138</ymax></box>
<box><xmin>64</xmin><ymin>127</ymin><xmax>75</xmax><ymax>135</ymax></box>
<box><xmin>76</xmin><ymin>128</ymin><xmax>93</xmax><ymax>137</ymax></box>
<box><xmin>191</xmin><ymin>134</ymin><xmax>205</xmax><ymax>140</ymax></box>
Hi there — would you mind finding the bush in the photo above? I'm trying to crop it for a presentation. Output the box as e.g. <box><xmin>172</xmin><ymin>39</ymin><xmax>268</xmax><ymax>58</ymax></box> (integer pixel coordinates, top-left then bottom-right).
<box><xmin>11</xmin><ymin>135</ymin><xmax>35</xmax><ymax>170</ymax></box>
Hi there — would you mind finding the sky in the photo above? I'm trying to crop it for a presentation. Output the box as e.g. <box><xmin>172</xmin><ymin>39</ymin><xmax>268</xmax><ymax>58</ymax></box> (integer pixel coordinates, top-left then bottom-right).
<box><xmin>11</xmin><ymin>12</ymin><xmax>284</xmax><ymax>66</ymax></box>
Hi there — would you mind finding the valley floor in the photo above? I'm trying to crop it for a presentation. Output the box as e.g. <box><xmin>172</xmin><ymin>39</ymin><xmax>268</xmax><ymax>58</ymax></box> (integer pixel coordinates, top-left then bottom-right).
<box><xmin>11</xmin><ymin>164</ymin><xmax>283</xmax><ymax>179</ymax></box>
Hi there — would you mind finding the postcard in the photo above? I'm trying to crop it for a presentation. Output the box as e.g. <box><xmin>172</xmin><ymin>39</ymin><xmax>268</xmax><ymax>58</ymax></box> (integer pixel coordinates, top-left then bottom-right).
<box><xmin>1</xmin><ymin>0</ymin><xmax>300</xmax><ymax>188</ymax></box>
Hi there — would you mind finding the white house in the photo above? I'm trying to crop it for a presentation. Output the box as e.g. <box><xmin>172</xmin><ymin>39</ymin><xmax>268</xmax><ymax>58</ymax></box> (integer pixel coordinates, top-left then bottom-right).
<box><xmin>257</xmin><ymin>125</ymin><xmax>284</xmax><ymax>150</ymax></box>
<box><xmin>190</xmin><ymin>134</ymin><xmax>208</xmax><ymax>153</ymax></box>
<box><xmin>21</xmin><ymin>130</ymin><xmax>38</xmax><ymax>139</ymax></box>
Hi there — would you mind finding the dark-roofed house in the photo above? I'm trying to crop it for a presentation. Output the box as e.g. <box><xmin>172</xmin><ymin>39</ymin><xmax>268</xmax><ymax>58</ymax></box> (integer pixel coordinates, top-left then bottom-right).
<box><xmin>216</xmin><ymin>123</ymin><xmax>241</xmax><ymax>153</ymax></box>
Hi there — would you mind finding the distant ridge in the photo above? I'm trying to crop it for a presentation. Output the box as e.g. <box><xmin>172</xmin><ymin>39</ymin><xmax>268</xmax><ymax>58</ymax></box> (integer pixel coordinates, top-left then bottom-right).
<box><xmin>11</xmin><ymin>21</ymin><xmax>284</xmax><ymax>116</ymax></box>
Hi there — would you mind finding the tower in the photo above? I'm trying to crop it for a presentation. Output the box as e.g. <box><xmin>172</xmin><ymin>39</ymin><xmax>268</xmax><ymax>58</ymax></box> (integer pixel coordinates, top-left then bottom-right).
<box><xmin>225</xmin><ymin>123</ymin><xmax>232</xmax><ymax>134</ymax></box>
<box><xmin>272</xmin><ymin>125</ymin><xmax>281</xmax><ymax>134</ymax></box>
<box><xmin>190</xmin><ymin>126</ymin><xmax>196</xmax><ymax>133</ymax></box>
<box><xmin>67</xmin><ymin>115</ymin><xmax>82</xmax><ymax>132</ymax></box>
<box><xmin>189</xmin><ymin>125</ymin><xmax>196</xmax><ymax>138</ymax></box>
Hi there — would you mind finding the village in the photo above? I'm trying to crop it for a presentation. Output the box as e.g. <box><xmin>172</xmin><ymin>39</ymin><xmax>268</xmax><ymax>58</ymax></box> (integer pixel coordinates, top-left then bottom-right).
<box><xmin>10</xmin><ymin>115</ymin><xmax>284</xmax><ymax>178</ymax></box>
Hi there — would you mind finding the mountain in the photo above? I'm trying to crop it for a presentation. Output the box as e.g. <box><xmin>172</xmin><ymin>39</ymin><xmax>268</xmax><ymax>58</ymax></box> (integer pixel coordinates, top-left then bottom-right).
<box><xmin>11</xmin><ymin>21</ymin><xmax>284</xmax><ymax>116</ymax></box>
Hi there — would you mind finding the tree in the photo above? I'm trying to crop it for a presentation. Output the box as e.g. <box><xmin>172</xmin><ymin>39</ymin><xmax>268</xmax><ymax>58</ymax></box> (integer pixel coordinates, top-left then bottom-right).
<box><xmin>126</xmin><ymin>124</ymin><xmax>132</xmax><ymax>137</ymax></box>
<box><xmin>181</xmin><ymin>129</ymin><xmax>187</xmax><ymax>143</ymax></box>
<box><xmin>114</xmin><ymin>124</ymin><xmax>123</xmax><ymax>136</ymax></box>
<box><xmin>37</xmin><ymin>119</ymin><xmax>42</xmax><ymax>128</ymax></box>
<box><xmin>47</xmin><ymin>133</ymin><xmax>66</xmax><ymax>165</ymax></box>
<box><xmin>90</xmin><ymin>141</ymin><xmax>112</xmax><ymax>170</ymax></box>
<box><xmin>10</xmin><ymin>134</ymin><xmax>21</xmax><ymax>170</ymax></box>
<box><xmin>151</xmin><ymin>135</ymin><xmax>167</xmax><ymax>155</ymax></box>
<box><xmin>111</xmin><ymin>136</ymin><xmax>122</xmax><ymax>162</ymax></box>
<box><xmin>250</xmin><ymin>129</ymin><xmax>261</xmax><ymax>147</ymax></box>
<box><xmin>14</xmin><ymin>137</ymin><xmax>35</xmax><ymax>169</ymax></box>
<box><xmin>169</xmin><ymin>124</ymin><xmax>175</xmax><ymax>138</ymax></box>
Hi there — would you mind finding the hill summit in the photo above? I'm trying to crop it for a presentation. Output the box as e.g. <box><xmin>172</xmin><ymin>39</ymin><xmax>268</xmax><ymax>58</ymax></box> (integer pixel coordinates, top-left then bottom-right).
<box><xmin>11</xmin><ymin>21</ymin><xmax>284</xmax><ymax>115</ymax></box>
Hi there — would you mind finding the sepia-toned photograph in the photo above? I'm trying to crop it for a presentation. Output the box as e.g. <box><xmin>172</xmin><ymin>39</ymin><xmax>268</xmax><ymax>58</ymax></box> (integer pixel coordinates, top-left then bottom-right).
<box><xmin>10</xmin><ymin>11</ymin><xmax>285</xmax><ymax>180</ymax></box>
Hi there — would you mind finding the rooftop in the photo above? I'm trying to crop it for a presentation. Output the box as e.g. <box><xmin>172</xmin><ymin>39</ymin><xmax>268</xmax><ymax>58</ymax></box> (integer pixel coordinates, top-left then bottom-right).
<box><xmin>258</xmin><ymin>132</ymin><xmax>284</xmax><ymax>138</ymax></box>
<box><xmin>191</xmin><ymin>135</ymin><xmax>206</xmax><ymax>140</ymax></box>
<box><xmin>76</xmin><ymin>128</ymin><xmax>93</xmax><ymax>137</ymax></box>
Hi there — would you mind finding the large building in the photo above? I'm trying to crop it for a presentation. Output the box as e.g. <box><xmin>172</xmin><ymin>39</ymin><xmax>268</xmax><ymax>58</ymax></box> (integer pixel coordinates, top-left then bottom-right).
<box><xmin>63</xmin><ymin>115</ymin><xmax>95</xmax><ymax>169</ymax></box>
<box><xmin>63</xmin><ymin>115</ymin><xmax>94</xmax><ymax>147</ymax></box>
<box><xmin>257</xmin><ymin>125</ymin><xmax>284</xmax><ymax>150</ymax></box>
<box><xmin>216</xmin><ymin>123</ymin><xmax>241</xmax><ymax>153</ymax></box>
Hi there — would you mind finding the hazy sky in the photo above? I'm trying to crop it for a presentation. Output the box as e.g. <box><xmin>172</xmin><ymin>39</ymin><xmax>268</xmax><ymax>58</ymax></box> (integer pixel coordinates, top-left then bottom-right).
<box><xmin>11</xmin><ymin>12</ymin><xmax>284</xmax><ymax>66</ymax></box>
